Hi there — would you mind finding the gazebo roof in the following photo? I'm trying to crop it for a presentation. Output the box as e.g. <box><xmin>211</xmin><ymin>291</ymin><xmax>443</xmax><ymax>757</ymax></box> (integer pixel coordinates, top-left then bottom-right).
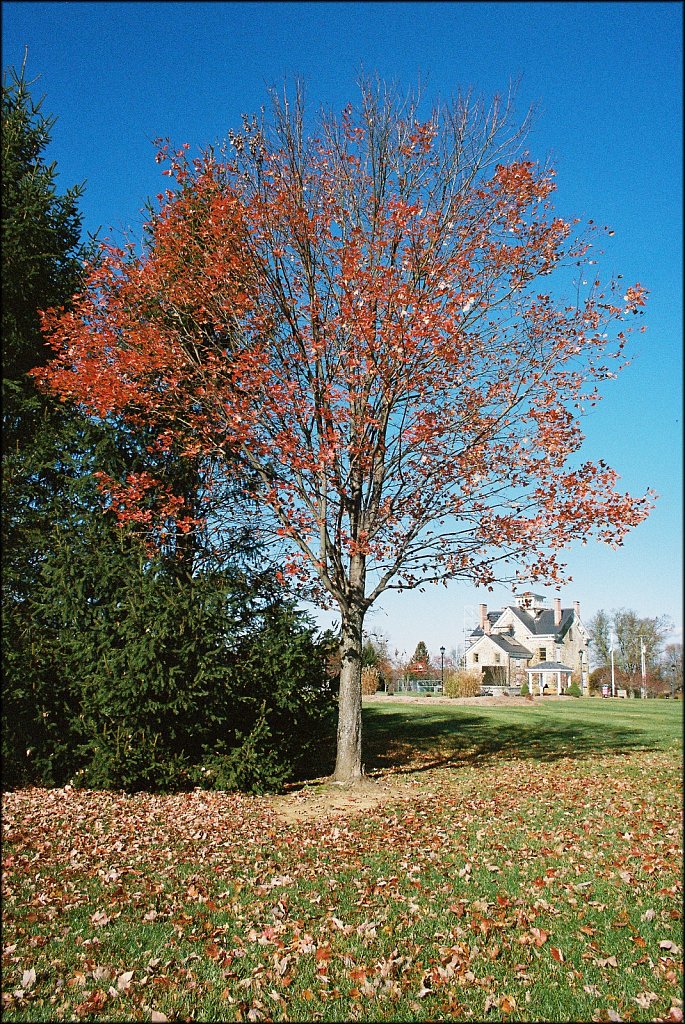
<box><xmin>527</xmin><ymin>661</ymin><xmax>574</xmax><ymax>673</ymax></box>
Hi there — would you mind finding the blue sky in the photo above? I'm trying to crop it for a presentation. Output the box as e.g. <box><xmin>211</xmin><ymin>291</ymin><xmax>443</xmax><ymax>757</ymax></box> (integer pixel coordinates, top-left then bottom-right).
<box><xmin>3</xmin><ymin>1</ymin><xmax>682</xmax><ymax>660</ymax></box>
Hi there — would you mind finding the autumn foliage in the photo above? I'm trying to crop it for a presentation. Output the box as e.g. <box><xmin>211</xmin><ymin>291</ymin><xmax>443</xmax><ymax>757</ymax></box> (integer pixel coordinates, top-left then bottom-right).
<box><xmin>33</xmin><ymin>80</ymin><xmax>654</xmax><ymax>781</ymax></box>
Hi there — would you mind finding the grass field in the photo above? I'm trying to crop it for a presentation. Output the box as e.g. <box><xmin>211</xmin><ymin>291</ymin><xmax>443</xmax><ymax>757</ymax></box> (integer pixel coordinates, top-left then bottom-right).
<box><xmin>2</xmin><ymin>698</ymin><xmax>682</xmax><ymax>1022</ymax></box>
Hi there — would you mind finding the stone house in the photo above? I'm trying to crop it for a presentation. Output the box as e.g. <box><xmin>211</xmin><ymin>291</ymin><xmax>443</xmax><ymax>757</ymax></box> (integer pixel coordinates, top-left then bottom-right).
<box><xmin>465</xmin><ymin>591</ymin><xmax>590</xmax><ymax>694</ymax></box>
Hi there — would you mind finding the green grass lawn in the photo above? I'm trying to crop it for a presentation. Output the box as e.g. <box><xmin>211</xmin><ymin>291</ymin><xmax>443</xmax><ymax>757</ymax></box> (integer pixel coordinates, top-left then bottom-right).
<box><xmin>361</xmin><ymin>696</ymin><xmax>683</xmax><ymax>776</ymax></box>
<box><xmin>2</xmin><ymin>699</ymin><xmax>682</xmax><ymax>1022</ymax></box>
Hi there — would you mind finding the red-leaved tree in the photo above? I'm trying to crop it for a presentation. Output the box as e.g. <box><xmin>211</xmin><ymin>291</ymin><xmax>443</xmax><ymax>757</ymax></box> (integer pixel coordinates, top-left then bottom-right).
<box><xmin>33</xmin><ymin>80</ymin><xmax>655</xmax><ymax>783</ymax></box>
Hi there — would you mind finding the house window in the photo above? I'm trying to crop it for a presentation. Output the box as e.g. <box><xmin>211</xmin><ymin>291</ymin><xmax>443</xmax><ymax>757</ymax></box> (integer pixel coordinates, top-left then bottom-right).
<box><xmin>494</xmin><ymin>654</ymin><xmax>501</xmax><ymax>664</ymax></box>
<box><xmin>473</xmin><ymin>653</ymin><xmax>479</xmax><ymax>664</ymax></box>
<box><xmin>568</xmin><ymin>628</ymin><xmax>573</xmax><ymax>641</ymax></box>
<box><xmin>538</xmin><ymin>648</ymin><xmax>547</xmax><ymax>662</ymax></box>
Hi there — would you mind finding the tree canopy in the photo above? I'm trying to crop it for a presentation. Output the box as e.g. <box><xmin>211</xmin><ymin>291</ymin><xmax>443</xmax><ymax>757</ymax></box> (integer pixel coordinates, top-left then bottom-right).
<box><xmin>587</xmin><ymin>608</ymin><xmax>672</xmax><ymax>677</ymax></box>
<box><xmin>33</xmin><ymin>78</ymin><xmax>655</xmax><ymax>781</ymax></box>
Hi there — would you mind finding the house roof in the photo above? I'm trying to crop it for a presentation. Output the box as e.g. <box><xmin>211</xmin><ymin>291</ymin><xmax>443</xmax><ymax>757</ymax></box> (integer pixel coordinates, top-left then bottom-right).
<box><xmin>508</xmin><ymin>606</ymin><xmax>575</xmax><ymax>636</ymax></box>
<box><xmin>468</xmin><ymin>632</ymin><xmax>533</xmax><ymax>659</ymax></box>
<box><xmin>488</xmin><ymin>635</ymin><xmax>533</xmax><ymax>659</ymax></box>
<box><xmin>484</xmin><ymin>605</ymin><xmax>576</xmax><ymax>639</ymax></box>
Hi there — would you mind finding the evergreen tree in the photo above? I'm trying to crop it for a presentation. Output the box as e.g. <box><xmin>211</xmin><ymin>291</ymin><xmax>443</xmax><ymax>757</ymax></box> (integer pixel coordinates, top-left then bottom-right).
<box><xmin>411</xmin><ymin>641</ymin><xmax>430</xmax><ymax>667</ymax></box>
<box><xmin>1</xmin><ymin>62</ymin><xmax>336</xmax><ymax>793</ymax></box>
<box><xmin>1</xmin><ymin>56</ymin><xmax>96</xmax><ymax>610</ymax></box>
<box><xmin>2</xmin><ymin>57</ymin><xmax>98</xmax><ymax>778</ymax></box>
<box><xmin>17</xmin><ymin>514</ymin><xmax>335</xmax><ymax>792</ymax></box>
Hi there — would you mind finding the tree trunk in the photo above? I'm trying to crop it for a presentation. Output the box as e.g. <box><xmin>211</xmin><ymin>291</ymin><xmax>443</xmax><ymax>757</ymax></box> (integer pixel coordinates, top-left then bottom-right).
<box><xmin>332</xmin><ymin>603</ymin><xmax>365</xmax><ymax>783</ymax></box>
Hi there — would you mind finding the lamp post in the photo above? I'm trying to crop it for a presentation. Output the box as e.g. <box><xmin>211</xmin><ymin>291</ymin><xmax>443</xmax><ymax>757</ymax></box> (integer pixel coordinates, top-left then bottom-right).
<box><xmin>440</xmin><ymin>646</ymin><xmax>445</xmax><ymax>693</ymax></box>
<box><xmin>638</xmin><ymin>635</ymin><xmax>647</xmax><ymax>699</ymax></box>
<box><xmin>670</xmin><ymin>660</ymin><xmax>677</xmax><ymax>700</ymax></box>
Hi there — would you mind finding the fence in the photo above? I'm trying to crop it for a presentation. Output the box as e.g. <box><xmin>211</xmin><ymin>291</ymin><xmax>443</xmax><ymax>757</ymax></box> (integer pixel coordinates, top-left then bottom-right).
<box><xmin>398</xmin><ymin>677</ymin><xmax>443</xmax><ymax>694</ymax></box>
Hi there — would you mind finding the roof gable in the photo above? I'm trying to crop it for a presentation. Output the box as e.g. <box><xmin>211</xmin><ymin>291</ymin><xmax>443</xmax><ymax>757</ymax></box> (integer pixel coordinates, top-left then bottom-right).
<box><xmin>470</xmin><ymin>604</ymin><xmax>580</xmax><ymax>642</ymax></box>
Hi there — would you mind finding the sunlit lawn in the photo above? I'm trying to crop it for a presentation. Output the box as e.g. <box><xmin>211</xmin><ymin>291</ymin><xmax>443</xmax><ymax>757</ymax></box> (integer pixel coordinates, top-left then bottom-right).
<box><xmin>2</xmin><ymin>698</ymin><xmax>682</xmax><ymax>1022</ymax></box>
<box><xmin>361</xmin><ymin>695</ymin><xmax>683</xmax><ymax>775</ymax></box>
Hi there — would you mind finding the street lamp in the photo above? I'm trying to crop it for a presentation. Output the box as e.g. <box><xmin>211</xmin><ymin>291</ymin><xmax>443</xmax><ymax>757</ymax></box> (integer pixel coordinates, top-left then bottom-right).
<box><xmin>440</xmin><ymin>646</ymin><xmax>446</xmax><ymax>692</ymax></box>
<box><xmin>670</xmin><ymin>660</ymin><xmax>677</xmax><ymax>700</ymax></box>
<box><xmin>637</xmin><ymin>635</ymin><xmax>647</xmax><ymax>699</ymax></box>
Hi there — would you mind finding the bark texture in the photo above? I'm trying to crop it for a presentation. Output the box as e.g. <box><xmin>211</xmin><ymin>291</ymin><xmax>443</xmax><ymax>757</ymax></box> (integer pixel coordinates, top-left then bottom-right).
<box><xmin>333</xmin><ymin>606</ymin><xmax>364</xmax><ymax>782</ymax></box>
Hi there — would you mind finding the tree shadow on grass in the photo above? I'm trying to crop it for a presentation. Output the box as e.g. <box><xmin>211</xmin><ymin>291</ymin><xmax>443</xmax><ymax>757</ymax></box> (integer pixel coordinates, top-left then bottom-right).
<box><xmin>361</xmin><ymin>705</ymin><xmax>659</xmax><ymax>777</ymax></box>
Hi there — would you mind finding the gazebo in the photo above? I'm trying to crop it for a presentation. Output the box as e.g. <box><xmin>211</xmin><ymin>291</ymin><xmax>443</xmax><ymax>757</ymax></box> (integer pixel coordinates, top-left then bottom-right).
<box><xmin>526</xmin><ymin>661</ymin><xmax>574</xmax><ymax>696</ymax></box>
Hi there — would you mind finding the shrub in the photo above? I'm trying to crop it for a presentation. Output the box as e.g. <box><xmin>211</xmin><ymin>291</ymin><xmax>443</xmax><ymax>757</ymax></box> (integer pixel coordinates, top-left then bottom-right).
<box><xmin>361</xmin><ymin>665</ymin><xmax>381</xmax><ymax>694</ymax></box>
<box><xmin>567</xmin><ymin>679</ymin><xmax>582</xmax><ymax>698</ymax></box>
<box><xmin>520</xmin><ymin>680</ymin><xmax>530</xmax><ymax>697</ymax></box>
<box><xmin>444</xmin><ymin>669</ymin><xmax>482</xmax><ymax>698</ymax></box>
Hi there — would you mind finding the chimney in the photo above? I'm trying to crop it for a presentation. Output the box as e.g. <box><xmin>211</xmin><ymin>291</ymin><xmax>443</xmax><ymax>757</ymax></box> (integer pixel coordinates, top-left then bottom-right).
<box><xmin>554</xmin><ymin>597</ymin><xmax>562</xmax><ymax>627</ymax></box>
<box><xmin>480</xmin><ymin>604</ymin><xmax>488</xmax><ymax>631</ymax></box>
<box><xmin>573</xmin><ymin>600</ymin><xmax>580</xmax><ymax>618</ymax></box>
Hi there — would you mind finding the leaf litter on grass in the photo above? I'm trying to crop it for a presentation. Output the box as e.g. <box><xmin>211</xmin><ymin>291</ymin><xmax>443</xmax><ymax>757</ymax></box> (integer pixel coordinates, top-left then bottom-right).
<box><xmin>2</xmin><ymin>706</ymin><xmax>683</xmax><ymax>1022</ymax></box>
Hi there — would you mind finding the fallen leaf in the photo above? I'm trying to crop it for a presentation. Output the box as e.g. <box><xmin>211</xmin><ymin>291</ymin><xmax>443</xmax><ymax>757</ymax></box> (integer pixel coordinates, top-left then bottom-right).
<box><xmin>634</xmin><ymin>991</ymin><xmax>658</xmax><ymax>1009</ymax></box>
<box><xmin>595</xmin><ymin>955</ymin><xmax>619</xmax><ymax>968</ymax></box>
<box><xmin>550</xmin><ymin>946</ymin><xmax>564</xmax><ymax>962</ymax></box>
<box><xmin>274</xmin><ymin>955</ymin><xmax>290</xmax><ymax>976</ymax></box>
<box><xmin>659</xmin><ymin>940</ymin><xmax>680</xmax><ymax>953</ymax></box>
<box><xmin>21</xmin><ymin>968</ymin><xmax>36</xmax><ymax>992</ymax></box>
<box><xmin>117</xmin><ymin>970</ymin><xmax>134</xmax><ymax>991</ymax></box>
<box><xmin>151</xmin><ymin>1013</ymin><xmax>169</xmax><ymax>1023</ymax></box>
